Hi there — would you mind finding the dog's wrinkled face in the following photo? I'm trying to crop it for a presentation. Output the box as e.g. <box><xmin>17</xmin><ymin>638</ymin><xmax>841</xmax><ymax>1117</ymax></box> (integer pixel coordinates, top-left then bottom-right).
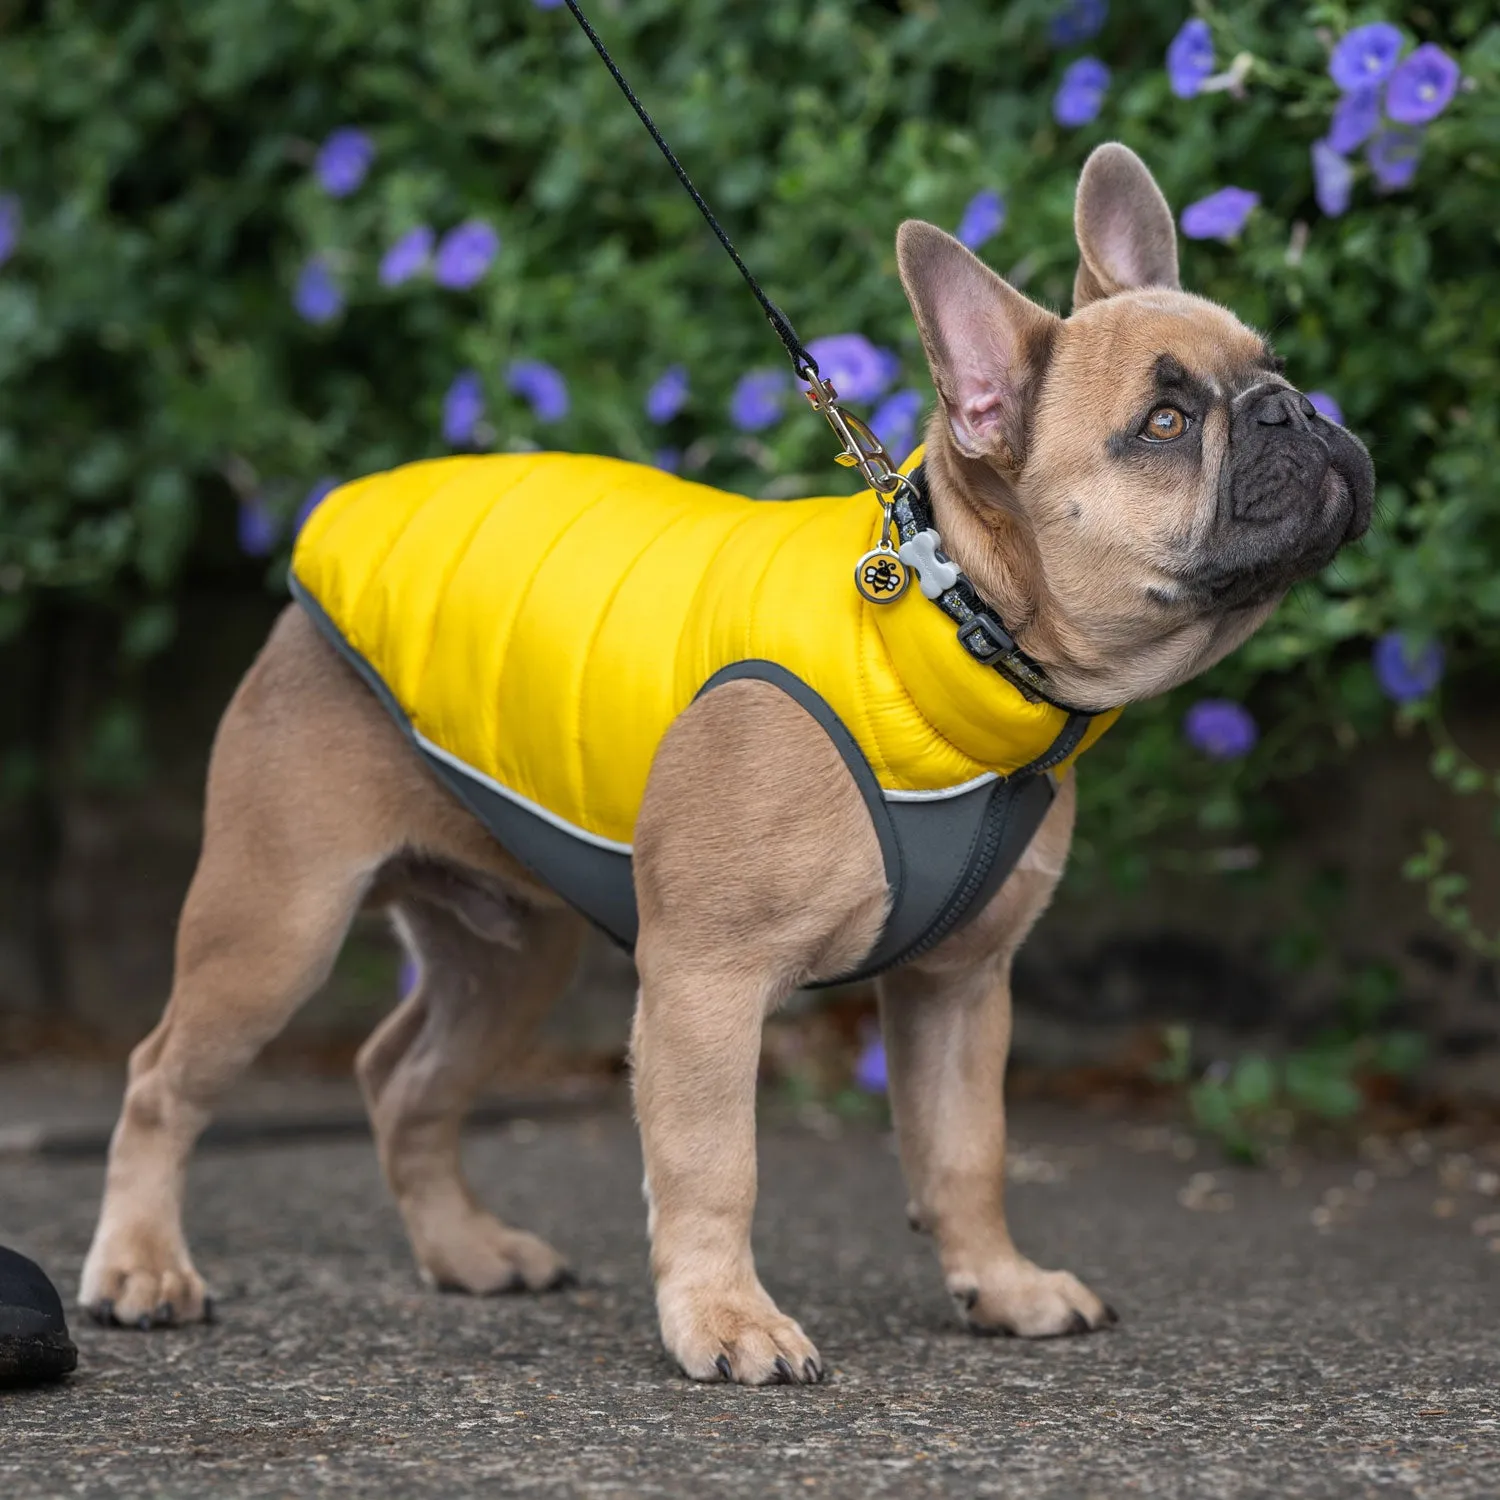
<box><xmin>897</xmin><ymin>143</ymin><xmax>1374</xmax><ymax>709</ymax></box>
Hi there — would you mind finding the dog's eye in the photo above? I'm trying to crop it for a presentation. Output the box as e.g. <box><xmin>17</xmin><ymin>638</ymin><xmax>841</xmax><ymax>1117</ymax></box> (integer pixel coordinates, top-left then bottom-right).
<box><xmin>1142</xmin><ymin>406</ymin><xmax>1189</xmax><ymax>442</ymax></box>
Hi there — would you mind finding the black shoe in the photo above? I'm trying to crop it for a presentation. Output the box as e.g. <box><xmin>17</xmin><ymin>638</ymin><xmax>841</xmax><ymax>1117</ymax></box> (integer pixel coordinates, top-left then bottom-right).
<box><xmin>0</xmin><ymin>1246</ymin><xmax>78</xmax><ymax>1387</ymax></box>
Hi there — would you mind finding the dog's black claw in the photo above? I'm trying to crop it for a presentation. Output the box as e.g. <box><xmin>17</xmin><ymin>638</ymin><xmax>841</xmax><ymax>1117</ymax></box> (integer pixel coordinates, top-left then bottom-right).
<box><xmin>154</xmin><ymin>1302</ymin><xmax>175</xmax><ymax>1326</ymax></box>
<box><xmin>953</xmin><ymin>1286</ymin><xmax>980</xmax><ymax>1311</ymax></box>
<box><xmin>715</xmin><ymin>1354</ymin><xmax>733</xmax><ymax>1382</ymax></box>
<box><xmin>202</xmin><ymin>1295</ymin><xmax>217</xmax><ymax>1324</ymax></box>
<box><xmin>1103</xmin><ymin>1303</ymin><xmax>1119</xmax><ymax>1326</ymax></box>
<box><xmin>136</xmin><ymin>1313</ymin><xmax>153</xmax><ymax>1331</ymax></box>
<box><xmin>773</xmin><ymin>1356</ymin><xmax>794</xmax><ymax>1384</ymax></box>
<box><xmin>803</xmin><ymin>1357</ymin><xmax>823</xmax><ymax>1384</ymax></box>
<box><xmin>548</xmin><ymin>1267</ymin><xmax>579</xmax><ymax>1291</ymax></box>
<box><xmin>1067</xmin><ymin>1309</ymin><xmax>1089</xmax><ymax>1336</ymax></box>
<box><xmin>972</xmin><ymin>1320</ymin><xmax>1015</xmax><ymax>1338</ymax></box>
<box><xmin>91</xmin><ymin>1299</ymin><xmax>116</xmax><ymax>1327</ymax></box>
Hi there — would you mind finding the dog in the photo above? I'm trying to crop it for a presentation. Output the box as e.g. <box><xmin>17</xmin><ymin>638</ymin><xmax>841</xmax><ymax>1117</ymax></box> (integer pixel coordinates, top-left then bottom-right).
<box><xmin>80</xmin><ymin>144</ymin><xmax>1373</xmax><ymax>1384</ymax></box>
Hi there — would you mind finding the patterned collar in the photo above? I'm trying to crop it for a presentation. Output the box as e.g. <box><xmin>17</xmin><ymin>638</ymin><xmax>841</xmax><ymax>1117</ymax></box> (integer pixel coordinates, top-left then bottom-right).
<box><xmin>892</xmin><ymin>465</ymin><xmax>1094</xmax><ymax>717</ymax></box>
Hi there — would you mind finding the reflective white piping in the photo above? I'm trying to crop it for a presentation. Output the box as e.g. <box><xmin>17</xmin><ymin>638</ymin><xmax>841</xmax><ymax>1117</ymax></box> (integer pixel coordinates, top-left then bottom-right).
<box><xmin>882</xmin><ymin>771</ymin><xmax>998</xmax><ymax>803</ymax></box>
<box><xmin>413</xmin><ymin>732</ymin><xmax>635</xmax><ymax>855</ymax></box>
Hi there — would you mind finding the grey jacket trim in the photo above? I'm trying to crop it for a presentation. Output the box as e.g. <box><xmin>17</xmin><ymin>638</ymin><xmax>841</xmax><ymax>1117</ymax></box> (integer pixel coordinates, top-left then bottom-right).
<box><xmin>291</xmin><ymin>580</ymin><xmax>1074</xmax><ymax>983</ymax></box>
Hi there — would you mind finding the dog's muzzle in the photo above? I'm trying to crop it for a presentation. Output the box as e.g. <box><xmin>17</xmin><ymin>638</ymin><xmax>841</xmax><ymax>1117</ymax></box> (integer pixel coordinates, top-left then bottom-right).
<box><xmin>1183</xmin><ymin>383</ymin><xmax>1375</xmax><ymax>610</ymax></box>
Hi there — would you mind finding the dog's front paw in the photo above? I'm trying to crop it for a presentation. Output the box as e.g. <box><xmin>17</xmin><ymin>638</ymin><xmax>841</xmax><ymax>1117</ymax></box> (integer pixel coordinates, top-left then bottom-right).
<box><xmin>79</xmin><ymin>1229</ymin><xmax>211</xmax><ymax>1329</ymax></box>
<box><xmin>947</xmin><ymin>1258</ymin><xmax>1116</xmax><ymax>1339</ymax></box>
<box><xmin>659</xmin><ymin>1280</ymin><xmax>824</xmax><ymax>1385</ymax></box>
<box><xmin>414</xmin><ymin>1213</ymin><xmax>573</xmax><ymax>1295</ymax></box>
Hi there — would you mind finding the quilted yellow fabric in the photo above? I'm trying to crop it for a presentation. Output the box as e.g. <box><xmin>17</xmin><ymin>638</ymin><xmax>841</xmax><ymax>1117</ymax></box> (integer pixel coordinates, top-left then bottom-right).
<box><xmin>291</xmin><ymin>450</ymin><xmax>1119</xmax><ymax>847</ymax></box>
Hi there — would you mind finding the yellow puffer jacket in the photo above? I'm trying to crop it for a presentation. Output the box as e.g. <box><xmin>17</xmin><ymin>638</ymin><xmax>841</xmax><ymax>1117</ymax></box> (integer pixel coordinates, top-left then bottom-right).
<box><xmin>290</xmin><ymin>450</ymin><xmax>1117</xmax><ymax>852</ymax></box>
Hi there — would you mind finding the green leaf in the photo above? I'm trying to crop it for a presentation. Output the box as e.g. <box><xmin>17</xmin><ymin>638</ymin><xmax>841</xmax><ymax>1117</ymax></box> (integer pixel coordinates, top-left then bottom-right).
<box><xmin>121</xmin><ymin>601</ymin><xmax>178</xmax><ymax>661</ymax></box>
<box><xmin>1284</xmin><ymin>1050</ymin><xmax>1362</xmax><ymax>1119</ymax></box>
<box><xmin>1372</xmin><ymin>1030</ymin><xmax>1427</xmax><ymax>1079</ymax></box>
<box><xmin>1230</xmin><ymin>1053</ymin><xmax>1276</xmax><ymax>1111</ymax></box>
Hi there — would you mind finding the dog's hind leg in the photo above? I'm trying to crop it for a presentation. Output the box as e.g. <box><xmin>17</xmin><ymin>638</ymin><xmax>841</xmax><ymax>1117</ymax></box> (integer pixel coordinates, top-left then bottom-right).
<box><xmin>356</xmin><ymin>896</ymin><xmax>584</xmax><ymax>1294</ymax></box>
<box><xmin>79</xmin><ymin>605</ymin><xmax>503</xmax><ymax>1329</ymax></box>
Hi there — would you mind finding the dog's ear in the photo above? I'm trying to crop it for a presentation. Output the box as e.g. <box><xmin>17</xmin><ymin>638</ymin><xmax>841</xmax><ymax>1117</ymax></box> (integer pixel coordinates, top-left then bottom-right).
<box><xmin>896</xmin><ymin>220</ymin><xmax>1062</xmax><ymax>468</ymax></box>
<box><xmin>1072</xmin><ymin>143</ymin><xmax>1179</xmax><ymax>310</ymax></box>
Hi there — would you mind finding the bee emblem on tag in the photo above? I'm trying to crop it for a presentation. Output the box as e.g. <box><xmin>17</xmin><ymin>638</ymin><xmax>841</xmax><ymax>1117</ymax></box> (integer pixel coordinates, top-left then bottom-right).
<box><xmin>854</xmin><ymin>543</ymin><xmax>910</xmax><ymax>604</ymax></box>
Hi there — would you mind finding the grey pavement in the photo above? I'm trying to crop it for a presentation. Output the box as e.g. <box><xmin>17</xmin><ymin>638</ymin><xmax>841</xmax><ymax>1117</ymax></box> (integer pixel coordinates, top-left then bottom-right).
<box><xmin>1</xmin><ymin>1084</ymin><xmax>1497</xmax><ymax>1499</ymax></box>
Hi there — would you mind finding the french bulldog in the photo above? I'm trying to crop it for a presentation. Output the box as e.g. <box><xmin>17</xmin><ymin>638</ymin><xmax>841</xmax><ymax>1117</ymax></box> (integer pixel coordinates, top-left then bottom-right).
<box><xmin>80</xmin><ymin>144</ymin><xmax>1373</xmax><ymax>1384</ymax></box>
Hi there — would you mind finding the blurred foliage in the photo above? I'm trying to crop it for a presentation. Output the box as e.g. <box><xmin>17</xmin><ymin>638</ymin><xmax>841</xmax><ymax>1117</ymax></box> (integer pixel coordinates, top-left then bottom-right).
<box><xmin>0</xmin><ymin>0</ymin><xmax>1496</xmax><ymax>914</ymax></box>
<box><xmin>1155</xmin><ymin>960</ymin><xmax>1427</xmax><ymax>1161</ymax></box>
<box><xmin>1400</xmin><ymin>698</ymin><xmax>1500</xmax><ymax>956</ymax></box>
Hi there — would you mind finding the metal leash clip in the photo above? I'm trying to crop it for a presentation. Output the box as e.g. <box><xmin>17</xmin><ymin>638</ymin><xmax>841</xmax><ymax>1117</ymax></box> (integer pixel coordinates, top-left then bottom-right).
<box><xmin>802</xmin><ymin>371</ymin><xmax>918</xmax><ymax>605</ymax></box>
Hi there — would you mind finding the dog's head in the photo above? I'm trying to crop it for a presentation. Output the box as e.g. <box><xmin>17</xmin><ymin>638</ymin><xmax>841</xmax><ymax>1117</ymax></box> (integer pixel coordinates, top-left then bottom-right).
<box><xmin>897</xmin><ymin>143</ymin><xmax>1374</xmax><ymax>710</ymax></box>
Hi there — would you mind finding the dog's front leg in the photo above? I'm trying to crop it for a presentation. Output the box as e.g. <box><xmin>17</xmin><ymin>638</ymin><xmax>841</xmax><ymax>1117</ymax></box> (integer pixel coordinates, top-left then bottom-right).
<box><xmin>631</xmin><ymin>957</ymin><xmax>819</xmax><ymax>1384</ymax></box>
<box><xmin>878</xmin><ymin>783</ymin><xmax>1116</xmax><ymax>1339</ymax></box>
<box><xmin>879</xmin><ymin>956</ymin><xmax>1114</xmax><ymax>1337</ymax></box>
<box><xmin>631</xmin><ymin>680</ymin><xmax>887</xmax><ymax>1384</ymax></box>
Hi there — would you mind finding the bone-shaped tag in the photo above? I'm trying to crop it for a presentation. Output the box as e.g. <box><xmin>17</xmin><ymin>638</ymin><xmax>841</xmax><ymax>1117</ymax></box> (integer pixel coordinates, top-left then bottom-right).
<box><xmin>897</xmin><ymin>528</ymin><xmax>960</xmax><ymax>601</ymax></box>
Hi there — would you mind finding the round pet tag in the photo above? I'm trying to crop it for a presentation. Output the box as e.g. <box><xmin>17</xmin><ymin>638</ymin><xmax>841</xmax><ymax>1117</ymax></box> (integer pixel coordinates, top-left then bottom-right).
<box><xmin>854</xmin><ymin>545</ymin><xmax>910</xmax><ymax>604</ymax></box>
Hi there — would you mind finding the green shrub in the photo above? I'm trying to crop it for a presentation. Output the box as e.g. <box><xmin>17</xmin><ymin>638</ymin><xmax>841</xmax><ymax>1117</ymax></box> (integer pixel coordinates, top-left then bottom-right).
<box><xmin>0</xmin><ymin>1</ymin><xmax>1496</xmax><ymax>909</ymax></box>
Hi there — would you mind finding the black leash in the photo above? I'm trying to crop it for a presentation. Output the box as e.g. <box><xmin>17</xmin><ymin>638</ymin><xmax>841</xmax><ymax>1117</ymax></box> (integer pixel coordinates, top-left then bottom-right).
<box><xmin>557</xmin><ymin>3</ymin><xmax>914</xmax><ymax>512</ymax></box>
<box><xmin>561</xmin><ymin>0</ymin><xmax>818</xmax><ymax>383</ymax></box>
<box><xmin>557</xmin><ymin>2</ymin><xmax>1090</xmax><ymax>717</ymax></box>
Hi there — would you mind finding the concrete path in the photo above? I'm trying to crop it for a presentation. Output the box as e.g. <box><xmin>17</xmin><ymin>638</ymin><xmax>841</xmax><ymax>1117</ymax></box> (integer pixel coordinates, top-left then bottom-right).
<box><xmin>1</xmin><ymin>1089</ymin><xmax>1496</xmax><ymax>1498</ymax></box>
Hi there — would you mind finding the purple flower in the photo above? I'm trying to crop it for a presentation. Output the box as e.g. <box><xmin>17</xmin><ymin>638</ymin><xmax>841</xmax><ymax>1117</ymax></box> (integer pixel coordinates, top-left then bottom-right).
<box><xmin>870</xmin><ymin>389</ymin><xmax>924</xmax><ymax>465</ymax></box>
<box><xmin>1327</xmin><ymin>85</ymin><xmax>1381</xmax><ymax>155</ymax></box>
<box><xmin>315</xmin><ymin>128</ymin><xmax>375</xmax><ymax>198</ymax></box>
<box><xmin>1312</xmin><ymin>141</ymin><xmax>1353</xmax><ymax>218</ymax></box>
<box><xmin>1305</xmin><ymin>391</ymin><xmax>1344</xmax><ymax>425</ymax></box>
<box><xmin>645</xmin><ymin>364</ymin><xmax>689</xmax><ymax>423</ymax></box>
<box><xmin>1373</xmin><ymin>631</ymin><xmax>1443</xmax><ymax>702</ymax></box>
<box><xmin>434</xmin><ymin>219</ymin><xmax>500</xmax><ymax>290</ymax></box>
<box><xmin>0</xmin><ymin>195</ymin><xmax>20</xmax><ymax>267</ymax></box>
<box><xmin>1048</xmin><ymin>0</ymin><xmax>1106</xmax><ymax>48</ymax></box>
<box><xmin>398</xmin><ymin>956</ymin><xmax>419</xmax><ymax>998</ymax></box>
<box><xmin>237</xmin><ymin>496</ymin><xmax>280</xmax><ymax>557</ymax></box>
<box><xmin>730</xmin><ymin>369</ymin><xmax>791</xmax><ymax>432</ymax></box>
<box><xmin>1328</xmin><ymin>23</ymin><xmax>1404</xmax><ymax>92</ymax></box>
<box><xmin>1385</xmin><ymin>44</ymin><xmax>1460</xmax><ymax>124</ymax></box>
<box><xmin>380</xmin><ymin>226</ymin><xmax>434</xmax><ymax>288</ymax></box>
<box><xmin>1184</xmin><ymin>700</ymin><xmax>1258</xmax><ymax>760</ymax></box>
<box><xmin>1166</xmin><ymin>19</ymin><xmax>1214</xmax><ymax>99</ymax></box>
<box><xmin>531</xmin><ymin>0</ymin><xmax>565</xmax><ymax>8</ymax></box>
<box><xmin>956</xmin><ymin>189</ymin><xmax>1005</xmax><ymax>250</ymax></box>
<box><xmin>443</xmin><ymin>370</ymin><xmax>485</xmax><ymax>445</ymax></box>
<box><xmin>1053</xmin><ymin>57</ymin><xmax>1110</xmax><ymax>127</ymax></box>
<box><xmin>508</xmin><ymin>359</ymin><xmax>569</xmax><ymax>423</ymax></box>
<box><xmin>294</xmin><ymin>477</ymin><xmax>339</xmax><ymax>532</ymax></box>
<box><xmin>803</xmin><ymin>334</ymin><xmax>898</xmax><ymax>404</ymax></box>
<box><xmin>293</xmin><ymin>258</ymin><xmax>343</xmax><ymax>324</ymax></box>
<box><xmin>1179</xmin><ymin>187</ymin><xmax>1259</xmax><ymax>241</ymax></box>
<box><xmin>853</xmin><ymin>1033</ymin><xmax>888</xmax><ymax>1094</ymax></box>
<box><xmin>652</xmin><ymin>447</ymin><xmax>681</xmax><ymax>473</ymax></box>
<box><xmin>1367</xmin><ymin>128</ymin><xmax>1423</xmax><ymax>190</ymax></box>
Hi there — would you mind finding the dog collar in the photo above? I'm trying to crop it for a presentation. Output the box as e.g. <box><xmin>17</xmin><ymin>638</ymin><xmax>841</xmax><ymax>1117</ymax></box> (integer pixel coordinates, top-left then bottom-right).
<box><xmin>891</xmin><ymin>465</ymin><xmax>1092</xmax><ymax>717</ymax></box>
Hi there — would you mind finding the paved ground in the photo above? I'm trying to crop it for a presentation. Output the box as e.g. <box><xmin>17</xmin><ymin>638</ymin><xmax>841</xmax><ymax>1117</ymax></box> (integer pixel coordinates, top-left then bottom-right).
<box><xmin>1</xmin><ymin>1078</ymin><xmax>1497</xmax><ymax>1499</ymax></box>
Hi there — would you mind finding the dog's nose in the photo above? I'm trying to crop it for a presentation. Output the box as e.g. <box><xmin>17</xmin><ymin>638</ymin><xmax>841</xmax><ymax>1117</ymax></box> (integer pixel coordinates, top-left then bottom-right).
<box><xmin>1253</xmin><ymin>389</ymin><xmax>1317</xmax><ymax>428</ymax></box>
